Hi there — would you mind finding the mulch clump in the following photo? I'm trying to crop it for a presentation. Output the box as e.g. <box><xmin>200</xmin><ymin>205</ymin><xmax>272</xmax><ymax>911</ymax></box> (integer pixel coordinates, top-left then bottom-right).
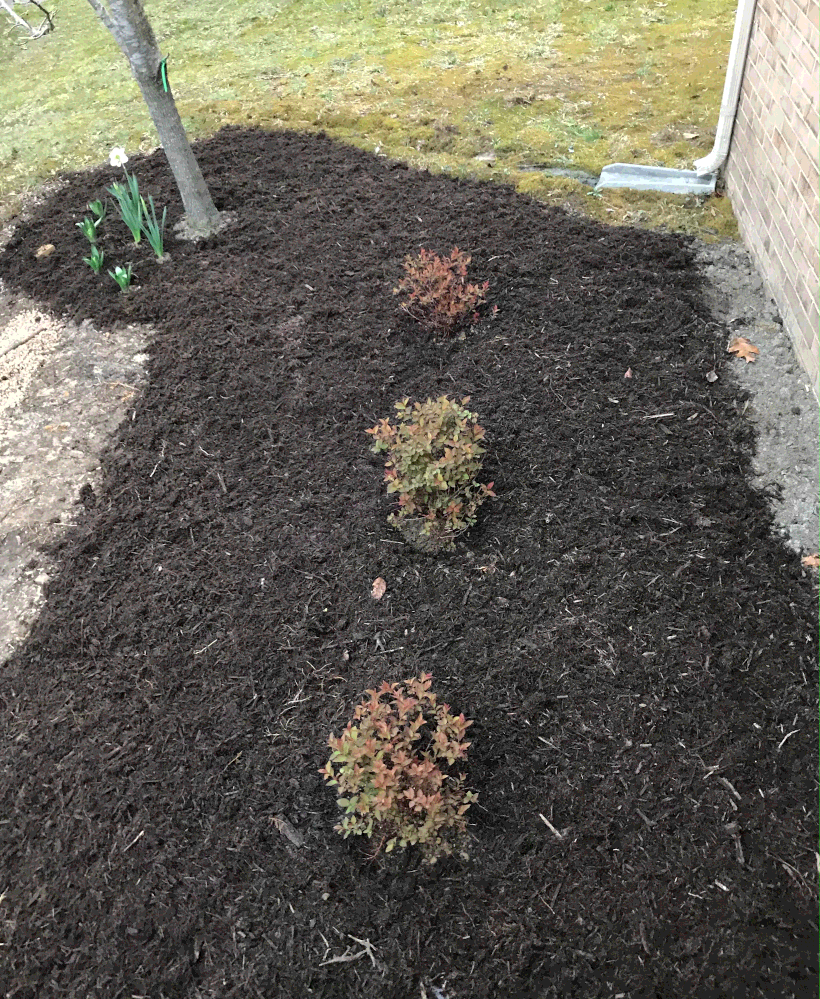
<box><xmin>0</xmin><ymin>127</ymin><xmax>816</xmax><ymax>999</ymax></box>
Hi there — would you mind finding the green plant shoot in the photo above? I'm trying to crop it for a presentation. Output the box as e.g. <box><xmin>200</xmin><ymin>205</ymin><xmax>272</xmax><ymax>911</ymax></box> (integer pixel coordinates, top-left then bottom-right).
<box><xmin>83</xmin><ymin>245</ymin><xmax>105</xmax><ymax>274</ymax></box>
<box><xmin>76</xmin><ymin>216</ymin><xmax>98</xmax><ymax>245</ymax></box>
<box><xmin>108</xmin><ymin>262</ymin><xmax>134</xmax><ymax>291</ymax></box>
<box><xmin>141</xmin><ymin>195</ymin><xmax>167</xmax><ymax>260</ymax></box>
<box><xmin>107</xmin><ymin>172</ymin><xmax>143</xmax><ymax>244</ymax></box>
<box><xmin>87</xmin><ymin>199</ymin><xmax>107</xmax><ymax>226</ymax></box>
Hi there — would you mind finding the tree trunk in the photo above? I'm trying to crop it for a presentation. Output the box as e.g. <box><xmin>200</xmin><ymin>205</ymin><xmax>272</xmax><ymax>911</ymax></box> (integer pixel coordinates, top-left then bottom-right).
<box><xmin>86</xmin><ymin>0</ymin><xmax>222</xmax><ymax>237</ymax></box>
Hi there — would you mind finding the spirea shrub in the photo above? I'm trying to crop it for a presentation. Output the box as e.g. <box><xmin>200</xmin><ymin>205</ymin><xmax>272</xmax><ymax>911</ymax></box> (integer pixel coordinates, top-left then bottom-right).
<box><xmin>393</xmin><ymin>247</ymin><xmax>494</xmax><ymax>335</ymax></box>
<box><xmin>366</xmin><ymin>395</ymin><xmax>495</xmax><ymax>551</ymax></box>
<box><xmin>321</xmin><ymin>673</ymin><xmax>477</xmax><ymax>863</ymax></box>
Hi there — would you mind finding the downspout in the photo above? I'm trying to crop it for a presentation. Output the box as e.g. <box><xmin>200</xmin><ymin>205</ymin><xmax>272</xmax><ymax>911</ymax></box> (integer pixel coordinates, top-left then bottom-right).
<box><xmin>693</xmin><ymin>0</ymin><xmax>759</xmax><ymax>176</ymax></box>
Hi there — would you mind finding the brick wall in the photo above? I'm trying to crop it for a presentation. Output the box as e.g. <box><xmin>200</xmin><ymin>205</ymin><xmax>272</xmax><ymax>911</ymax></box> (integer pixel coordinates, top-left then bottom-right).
<box><xmin>724</xmin><ymin>0</ymin><xmax>819</xmax><ymax>396</ymax></box>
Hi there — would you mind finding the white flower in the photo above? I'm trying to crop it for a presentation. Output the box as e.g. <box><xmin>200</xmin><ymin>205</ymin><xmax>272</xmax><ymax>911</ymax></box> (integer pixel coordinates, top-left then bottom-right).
<box><xmin>109</xmin><ymin>147</ymin><xmax>129</xmax><ymax>168</ymax></box>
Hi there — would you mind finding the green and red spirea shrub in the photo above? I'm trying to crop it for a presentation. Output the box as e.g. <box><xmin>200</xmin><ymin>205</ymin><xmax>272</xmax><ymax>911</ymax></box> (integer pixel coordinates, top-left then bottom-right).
<box><xmin>366</xmin><ymin>395</ymin><xmax>495</xmax><ymax>551</ymax></box>
<box><xmin>321</xmin><ymin>673</ymin><xmax>477</xmax><ymax>864</ymax></box>
<box><xmin>393</xmin><ymin>247</ymin><xmax>495</xmax><ymax>335</ymax></box>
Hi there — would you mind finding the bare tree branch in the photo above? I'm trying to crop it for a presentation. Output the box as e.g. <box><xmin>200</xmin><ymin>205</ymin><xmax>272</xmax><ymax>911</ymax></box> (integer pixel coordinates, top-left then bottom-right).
<box><xmin>0</xmin><ymin>0</ymin><xmax>53</xmax><ymax>37</ymax></box>
<box><xmin>26</xmin><ymin>0</ymin><xmax>54</xmax><ymax>33</ymax></box>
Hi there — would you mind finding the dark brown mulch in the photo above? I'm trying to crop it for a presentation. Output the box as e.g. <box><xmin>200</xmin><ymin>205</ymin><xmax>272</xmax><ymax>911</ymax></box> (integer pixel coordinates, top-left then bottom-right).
<box><xmin>0</xmin><ymin>127</ymin><xmax>817</xmax><ymax>999</ymax></box>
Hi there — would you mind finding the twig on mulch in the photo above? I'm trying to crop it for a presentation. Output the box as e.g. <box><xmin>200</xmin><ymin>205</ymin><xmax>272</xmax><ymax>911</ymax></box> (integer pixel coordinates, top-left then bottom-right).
<box><xmin>320</xmin><ymin>934</ymin><xmax>381</xmax><ymax>970</ymax></box>
<box><xmin>766</xmin><ymin>853</ymin><xmax>815</xmax><ymax>896</ymax></box>
<box><xmin>724</xmin><ymin>821</ymin><xmax>745</xmax><ymax>864</ymax></box>
<box><xmin>122</xmin><ymin>829</ymin><xmax>144</xmax><ymax>853</ymax></box>
<box><xmin>538</xmin><ymin>813</ymin><xmax>565</xmax><ymax>840</ymax></box>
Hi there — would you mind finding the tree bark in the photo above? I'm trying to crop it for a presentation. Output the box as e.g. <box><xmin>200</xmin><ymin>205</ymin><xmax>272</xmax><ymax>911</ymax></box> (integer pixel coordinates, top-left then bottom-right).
<box><xmin>86</xmin><ymin>0</ymin><xmax>222</xmax><ymax>237</ymax></box>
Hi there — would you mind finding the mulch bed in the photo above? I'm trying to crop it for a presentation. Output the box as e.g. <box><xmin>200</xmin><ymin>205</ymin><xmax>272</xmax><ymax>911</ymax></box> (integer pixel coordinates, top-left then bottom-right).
<box><xmin>0</xmin><ymin>127</ymin><xmax>817</xmax><ymax>999</ymax></box>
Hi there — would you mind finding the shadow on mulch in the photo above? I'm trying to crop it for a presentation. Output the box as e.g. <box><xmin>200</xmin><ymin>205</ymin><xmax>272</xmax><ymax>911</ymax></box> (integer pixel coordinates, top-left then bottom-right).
<box><xmin>0</xmin><ymin>127</ymin><xmax>817</xmax><ymax>999</ymax></box>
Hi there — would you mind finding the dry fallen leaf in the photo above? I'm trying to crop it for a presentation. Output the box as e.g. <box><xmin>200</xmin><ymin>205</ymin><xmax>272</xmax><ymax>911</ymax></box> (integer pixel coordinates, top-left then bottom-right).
<box><xmin>801</xmin><ymin>553</ymin><xmax>819</xmax><ymax>568</ymax></box>
<box><xmin>371</xmin><ymin>576</ymin><xmax>387</xmax><ymax>600</ymax></box>
<box><xmin>35</xmin><ymin>243</ymin><xmax>55</xmax><ymax>258</ymax></box>
<box><xmin>271</xmin><ymin>814</ymin><xmax>306</xmax><ymax>848</ymax></box>
<box><xmin>727</xmin><ymin>337</ymin><xmax>760</xmax><ymax>363</ymax></box>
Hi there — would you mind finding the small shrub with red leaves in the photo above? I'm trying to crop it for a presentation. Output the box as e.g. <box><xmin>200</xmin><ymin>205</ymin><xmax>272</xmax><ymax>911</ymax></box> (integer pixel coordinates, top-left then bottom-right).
<box><xmin>393</xmin><ymin>247</ymin><xmax>495</xmax><ymax>335</ymax></box>
<box><xmin>321</xmin><ymin>673</ymin><xmax>477</xmax><ymax>863</ymax></box>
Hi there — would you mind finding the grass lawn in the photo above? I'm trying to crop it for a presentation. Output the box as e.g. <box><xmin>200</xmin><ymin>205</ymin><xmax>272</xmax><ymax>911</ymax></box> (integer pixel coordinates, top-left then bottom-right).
<box><xmin>1</xmin><ymin>0</ymin><xmax>739</xmax><ymax>235</ymax></box>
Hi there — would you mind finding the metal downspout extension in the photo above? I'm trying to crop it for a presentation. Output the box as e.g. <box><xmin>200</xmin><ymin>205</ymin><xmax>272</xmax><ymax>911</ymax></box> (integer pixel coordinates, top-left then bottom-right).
<box><xmin>595</xmin><ymin>0</ymin><xmax>758</xmax><ymax>195</ymax></box>
<box><xmin>694</xmin><ymin>0</ymin><xmax>759</xmax><ymax>176</ymax></box>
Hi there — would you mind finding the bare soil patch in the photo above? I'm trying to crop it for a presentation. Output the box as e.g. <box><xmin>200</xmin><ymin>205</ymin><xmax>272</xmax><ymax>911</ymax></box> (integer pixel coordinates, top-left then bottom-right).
<box><xmin>0</xmin><ymin>128</ymin><xmax>816</xmax><ymax>999</ymax></box>
<box><xmin>0</xmin><ymin>291</ymin><xmax>150</xmax><ymax>661</ymax></box>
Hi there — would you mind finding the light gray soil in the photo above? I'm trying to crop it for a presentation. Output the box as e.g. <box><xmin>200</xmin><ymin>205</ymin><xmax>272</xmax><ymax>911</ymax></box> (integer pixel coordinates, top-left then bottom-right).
<box><xmin>0</xmin><ymin>236</ymin><xmax>816</xmax><ymax>665</ymax></box>
<box><xmin>695</xmin><ymin>241</ymin><xmax>819</xmax><ymax>555</ymax></box>
<box><xmin>0</xmin><ymin>290</ymin><xmax>150</xmax><ymax>662</ymax></box>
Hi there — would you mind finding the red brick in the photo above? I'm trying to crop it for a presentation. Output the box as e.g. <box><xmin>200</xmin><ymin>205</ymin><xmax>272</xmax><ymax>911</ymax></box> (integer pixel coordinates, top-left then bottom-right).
<box><xmin>794</xmin><ymin>179</ymin><xmax>819</xmax><ymax>215</ymax></box>
<box><xmin>759</xmin><ymin>44</ymin><xmax>779</xmax><ymax>80</ymax></box>
<box><xmin>779</xmin><ymin>117</ymin><xmax>798</xmax><ymax>149</ymax></box>
<box><xmin>760</xmin><ymin>167</ymin><xmax>780</xmax><ymax>201</ymax></box>
<box><xmin>789</xmin><ymin>299</ymin><xmax>812</xmax><ymax>343</ymax></box>
<box><xmin>801</xmin><ymin>7</ymin><xmax>820</xmax><ymax>47</ymax></box>
<box><xmin>790</xmin><ymin>277</ymin><xmax>815</xmax><ymax>322</ymax></box>
<box><xmin>744</xmin><ymin>58</ymin><xmax>765</xmax><ymax>94</ymax></box>
<box><xmin>752</xmin><ymin>199</ymin><xmax>774</xmax><ymax>237</ymax></box>
<box><xmin>733</xmin><ymin>136</ymin><xmax>760</xmax><ymax>173</ymax></box>
<box><xmin>798</xmin><ymin>199</ymin><xmax>820</xmax><ymax>241</ymax></box>
<box><xmin>756</xmin><ymin>0</ymin><xmax>774</xmax><ymax>23</ymax></box>
<box><xmin>758</xmin><ymin>47</ymin><xmax>778</xmax><ymax>84</ymax></box>
<box><xmin>789</xmin><ymin>80</ymin><xmax>815</xmax><ymax>121</ymax></box>
<box><xmin>795</xmin><ymin>9</ymin><xmax>819</xmax><ymax>49</ymax></box>
<box><xmin>797</xmin><ymin>44</ymin><xmax>819</xmax><ymax>77</ymax></box>
<box><xmin>793</xmin><ymin>327</ymin><xmax>817</xmax><ymax>375</ymax></box>
<box><xmin>734</xmin><ymin>160</ymin><xmax>762</xmax><ymax>197</ymax></box>
<box><xmin>789</xmin><ymin>318</ymin><xmax>813</xmax><ymax>353</ymax></box>
<box><xmin>807</xmin><ymin>315</ymin><xmax>820</xmax><ymax>348</ymax></box>
<box><xmin>778</xmin><ymin>274</ymin><xmax>799</xmax><ymax>315</ymax></box>
<box><xmin>782</xmin><ymin>284</ymin><xmax>812</xmax><ymax>335</ymax></box>
<box><xmin>738</xmin><ymin>138</ymin><xmax>765</xmax><ymax>175</ymax></box>
<box><xmin>750</xmin><ymin>87</ymin><xmax>774</xmax><ymax>122</ymax></box>
<box><xmin>780</xmin><ymin>176</ymin><xmax>802</xmax><ymax>211</ymax></box>
<box><xmin>793</xmin><ymin>140</ymin><xmax>817</xmax><ymax>182</ymax></box>
<box><xmin>726</xmin><ymin>147</ymin><xmax>749</xmax><ymax>184</ymax></box>
<box><xmin>807</xmin><ymin>318</ymin><xmax>820</xmax><ymax>354</ymax></box>
<box><xmin>787</xmin><ymin>242</ymin><xmax>810</xmax><ymax>282</ymax></box>
<box><xmin>792</xmin><ymin>210</ymin><xmax>816</xmax><ymax>253</ymax></box>
<box><xmin>774</xmin><ymin>222</ymin><xmax>798</xmax><ymax>268</ymax></box>
<box><xmin>733</xmin><ymin>105</ymin><xmax>752</xmax><ymax>140</ymax></box>
<box><xmin>805</xmin><ymin>112</ymin><xmax>819</xmax><ymax>139</ymax></box>
<box><xmin>775</xmin><ymin>38</ymin><xmax>796</xmax><ymax>69</ymax></box>
<box><xmin>795</xmin><ymin>201</ymin><xmax>819</xmax><ymax>246</ymax></box>
<box><xmin>757</xmin><ymin>9</ymin><xmax>778</xmax><ymax>44</ymax></box>
<box><xmin>771</xmin><ymin>103</ymin><xmax>788</xmax><ymax>132</ymax></box>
